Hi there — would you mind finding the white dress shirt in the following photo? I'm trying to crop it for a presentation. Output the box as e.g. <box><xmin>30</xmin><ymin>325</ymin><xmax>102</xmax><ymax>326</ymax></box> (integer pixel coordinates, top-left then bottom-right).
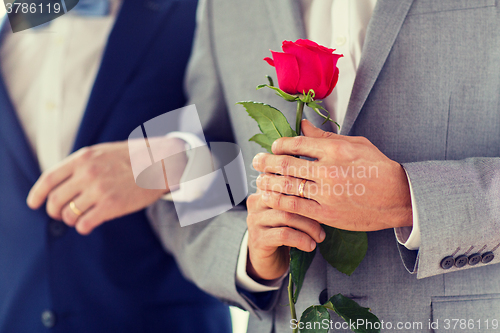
<box><xmin>0</xmin><ymin>3</ymin><xmax>206</xmax><ymax>201</ymax></box>
<box><xmin>236</xmin><ymin>0</ymin><xmax>421</xmax><ymax>292</ymax></box>
<box><xmin>0</xmin><ymin>3</ymin><xmax>120</xmax><ymax>172</ymax></box>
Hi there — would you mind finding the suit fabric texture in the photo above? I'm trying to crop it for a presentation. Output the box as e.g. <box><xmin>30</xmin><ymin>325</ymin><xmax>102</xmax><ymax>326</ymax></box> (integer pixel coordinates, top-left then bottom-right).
<box><xmin>0</xmin><ymin>0</ymin><xmax>232</xmax><ymax>332</ymax></box>
<box><xmin>148</xmin><ymin>0</ymin><xmax>500</xmax><ymax>332</ymax></box>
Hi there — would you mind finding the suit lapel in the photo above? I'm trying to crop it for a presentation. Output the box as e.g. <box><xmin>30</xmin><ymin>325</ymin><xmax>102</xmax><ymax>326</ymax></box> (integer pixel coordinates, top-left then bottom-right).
<box><xmin>72</xmin><ymin>0</ymin><xmax>178</xmax><ymax>150</ymax></box>
<box><xmin>341</xmin><ymin>0</ymin><xmax>415</xmax><ymax>135</ymax></box>
<box><xmin>0</xmin><ymin>17</ymin><xmax>41</xmax><ymax>183</ymax></box>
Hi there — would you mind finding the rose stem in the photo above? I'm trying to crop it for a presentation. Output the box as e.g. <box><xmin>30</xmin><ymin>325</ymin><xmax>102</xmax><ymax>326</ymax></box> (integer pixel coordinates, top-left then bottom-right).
<box><xmin>288</xmin><ymin>272</ymin><xmax>298</xmax><ymax>333</ymax></box>
<box><xmin>295</xmin><ymin>100</ymin><xmax>305</xmax><ymax>135</ymax></box>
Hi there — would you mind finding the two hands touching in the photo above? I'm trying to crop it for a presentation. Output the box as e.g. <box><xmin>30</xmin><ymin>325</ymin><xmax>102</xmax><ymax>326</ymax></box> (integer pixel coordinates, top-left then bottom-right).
<box><xmin>27</xmin><ymin>137</ymin><xmax>187</xmax><ymax>235</ymax></box>
<box><xmin>25</xmin><ymin>118</ymin><xmax>411</xmax><ymax>282</ymax></box>
<box><xmin>246</xmin><ymin>119</ymin><xmax>413</xmax><ymax>281</ymax></box>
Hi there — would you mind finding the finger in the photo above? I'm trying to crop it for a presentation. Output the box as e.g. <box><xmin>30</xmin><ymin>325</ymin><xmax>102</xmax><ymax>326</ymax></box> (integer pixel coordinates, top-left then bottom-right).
<box><xmin>61</xmin><ymin>195</ymin><xmax>95</xmax><ymax>227</ymax></box>
<box><xmin>263</xmin><ymin>226</ymin><xmax>317</xmax><ymax>252</ymax></box>
<box><xmin>271</xmin><ymin>135</ymin><xmax>324</xmax><ymax>159</ymax></box>
<box><xmin>45</xmin><ymin>178</ymin><xmax>82</xmax><ymax>220</ymax></box>
<box><xmin>257</xmin><ymin>173</ymin><xmax>316</xmax><ymax>200</ymax></box>
<box><xmin>301</xmin><ymin>119</ymin><xmax>341</xmax><ymax>140</ymax></box>
<box><xmin>261</xmin><ymin>190</ymin><xmax>321</xmax><ymax>221</ymax></box>
<box><xmin>252</xmin><ymin>153</ymin><xmax>314</xmax><ymax>179</ymax></box>
<box><xmin>27</xmin><ymin>162</ymin><xmax>75</xmax><ymax>209</ymax></box>
<box><xmin>263</xmin><ymin>209</ymin><xmax>326</xmax><ymax>244</ymax></box>
<box><xmin>302</xmin><ymin>119</ymin><xmax>371</xmax><ymax>145</ymax></box>
<box><xmin>75</xmin><ymin>201</ymin><xmax>112</xmax><ymax>235</ymax></box>
<box><xmin>247</xmin><ymin>192</ymin><xmax>271</xmax><ymax>212</ymax></box>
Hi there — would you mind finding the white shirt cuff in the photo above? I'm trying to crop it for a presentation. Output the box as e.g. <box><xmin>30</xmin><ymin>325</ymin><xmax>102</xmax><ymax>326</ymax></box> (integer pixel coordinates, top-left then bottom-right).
<box><xmin>161</xmin><ymin>132</ymin><xmax>216</xmax><ymax>202</ymax></box>
<box><xmin>394</xmin><ymin>169</ymin><xmax>421</xmax><ymax>250</ymax></box>
<box><xmin>235</xmin><ymin>231</ymin><xmax>286</xmax><ymax>293</ymax></box>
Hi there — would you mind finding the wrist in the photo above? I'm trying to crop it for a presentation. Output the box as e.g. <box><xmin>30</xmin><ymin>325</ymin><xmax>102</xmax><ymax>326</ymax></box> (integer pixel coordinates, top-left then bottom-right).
<box><xmin>393</xmin><ymin>163</ymin><xmax>413</xmax><ymax>228</ymax></box>
<box><xmin>246</xmin><ymin>249</ymin><xmax>289</xmax><ymax>282</ymax></box>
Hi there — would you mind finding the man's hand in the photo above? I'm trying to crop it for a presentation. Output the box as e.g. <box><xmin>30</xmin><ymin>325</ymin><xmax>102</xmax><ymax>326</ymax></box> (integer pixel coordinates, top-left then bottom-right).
<box><xmin>246</xmin><ymin>191</ymin><xmax>325</xmax><ymax>281</ymax></box>
<box><xmin>27</xmin><ymin>138</ymin><xmax>187</xmax><ymax>235</ymax></box>
<box><xmin>253</xmin><ymin>119</ymin><xmax>412</xmax><ymax>232</ymax></box>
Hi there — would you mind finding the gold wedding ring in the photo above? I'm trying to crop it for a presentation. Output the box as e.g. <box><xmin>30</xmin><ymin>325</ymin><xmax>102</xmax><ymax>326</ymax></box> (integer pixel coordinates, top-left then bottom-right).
<box><xmin>69</xmin><ymin>201</ymin><xmax>83</xmax><ymax>216</ymax></box>
<box><xmin>298</xmin><ymin>179</ymin><xmax>307</xmax><ymax>198</ymax></box>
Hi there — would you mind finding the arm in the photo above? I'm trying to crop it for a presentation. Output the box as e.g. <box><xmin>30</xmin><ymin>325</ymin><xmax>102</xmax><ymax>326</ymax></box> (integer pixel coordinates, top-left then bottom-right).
<box><xmin>402</xmin><ymin>158</ymin><xmax>500</xmax><ymax>278</ymax></box>
<box><xmin>253</xmin><ymin>119</ymin><xmax>500</xmax><ymax>279</ymax></box>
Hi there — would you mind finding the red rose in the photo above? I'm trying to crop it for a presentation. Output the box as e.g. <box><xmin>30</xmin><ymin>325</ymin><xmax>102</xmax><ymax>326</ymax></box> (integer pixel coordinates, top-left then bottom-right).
<box><xmin>264</xmin><ymin>39</ymin><xmax>343</xmax><ymax>100</ymax></box>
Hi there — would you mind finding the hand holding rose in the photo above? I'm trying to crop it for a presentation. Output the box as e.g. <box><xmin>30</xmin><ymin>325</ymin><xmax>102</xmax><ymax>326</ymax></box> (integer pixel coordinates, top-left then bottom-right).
<box><xmin>253</xmin><ymin>119</ymin><xmax>413</xmax><ymax>232</ymax></box>
<box><xmin>246</xmin><ymin>190</ymin><xmax>325</xmax><ymax>281</ymax></box>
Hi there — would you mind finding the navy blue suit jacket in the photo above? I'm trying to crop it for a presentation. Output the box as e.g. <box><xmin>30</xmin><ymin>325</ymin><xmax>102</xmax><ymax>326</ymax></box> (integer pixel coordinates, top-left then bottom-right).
<box><xmin>0</xmin><ymin>0</ymin><xmax>232</xmax><ymax>332</ymax></box>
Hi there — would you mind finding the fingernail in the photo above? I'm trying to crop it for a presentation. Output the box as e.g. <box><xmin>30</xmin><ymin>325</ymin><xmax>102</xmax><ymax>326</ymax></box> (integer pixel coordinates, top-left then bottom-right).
<box><xmin>262</xmin><ymin>191</ymin><xmax>270</xmax><ymax>201</ymax></box>
<box><xmin>310</xmin><ymin>240</ymin><xmax>316</xmax><ymax>251</ymax></box>
<box><xmin>319</xmin><ymin>229</ymin><xmax>326</xmax><ymax>242</ymax></box>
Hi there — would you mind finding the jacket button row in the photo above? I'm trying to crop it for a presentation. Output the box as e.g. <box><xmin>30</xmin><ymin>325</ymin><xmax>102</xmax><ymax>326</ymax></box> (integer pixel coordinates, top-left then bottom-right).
<box><xmin>440</xmin><ymin>251</ymin><xmax>495</xmax><ymax>270</ymax></box>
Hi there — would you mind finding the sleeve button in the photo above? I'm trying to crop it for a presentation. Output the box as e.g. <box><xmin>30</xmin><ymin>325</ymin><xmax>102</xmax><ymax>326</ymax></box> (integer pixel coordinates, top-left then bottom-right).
<box><xmin>440</xmin><ymin>256</ymin><xmax>455</xmax><ymax>269</ymax></box>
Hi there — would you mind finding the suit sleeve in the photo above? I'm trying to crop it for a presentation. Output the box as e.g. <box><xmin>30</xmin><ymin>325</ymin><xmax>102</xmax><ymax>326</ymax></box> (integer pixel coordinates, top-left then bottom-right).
<box><xmin>147</xmin><ymin>0</ymin><xmax>279</xmax><ymax>320</ymax></box>
<box><xmin>399</xmin><ymin>157</ymin><xmax>500</xmax><ymax>279</ymax></box>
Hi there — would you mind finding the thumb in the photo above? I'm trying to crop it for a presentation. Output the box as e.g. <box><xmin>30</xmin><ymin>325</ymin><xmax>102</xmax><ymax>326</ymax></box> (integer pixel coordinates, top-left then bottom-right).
<box><xmin>302</xmin><ymin>119</ymin><xmax>338</xmax><ymax>139</ymax></box>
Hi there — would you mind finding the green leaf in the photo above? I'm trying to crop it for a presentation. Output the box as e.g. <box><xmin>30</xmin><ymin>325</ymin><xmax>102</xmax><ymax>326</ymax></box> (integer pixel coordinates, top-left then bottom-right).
<box><xmin>290</xmin><ymin>247</ymin><xmax>316</xmax><ymax>303</ymax></box>
<box><xmin>249</xmin><ymin>134</ymin><xmax>273</xmax><ymax>153</ymax></box>
<box><xmin>256</xmin><ymin>84</ymin><xmax>299</xmax><ymax>102</ymax></box>
<box><xmin>298</xmin><ymin>305</ymin><xmax>330</xmax><ymax>333</ymax></box>
<box><xmin>238</xmin><ymin>102</ymin><xmax>297</xmax><ymax>146</ymax></box>
<box><xmin>324</xmin><ymin>294</ymin><xmax>381</xmax><ymax>333</ymax></box>
<box><xmin>318</xmin><ymin>226</ymin><xmax>367</xmax><ymax>276</ymax></box>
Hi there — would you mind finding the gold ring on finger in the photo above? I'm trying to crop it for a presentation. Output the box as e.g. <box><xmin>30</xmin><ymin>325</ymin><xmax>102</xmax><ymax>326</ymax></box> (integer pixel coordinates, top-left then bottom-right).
<box><xmin>69</xmin><ymin>201</ymin><xmax>83</xmax><ymax>216</ymax></box>
<box><xmin>298</xmin><ymin>179</ymin><xmax>307</xmax><ymax>198</ymax></box>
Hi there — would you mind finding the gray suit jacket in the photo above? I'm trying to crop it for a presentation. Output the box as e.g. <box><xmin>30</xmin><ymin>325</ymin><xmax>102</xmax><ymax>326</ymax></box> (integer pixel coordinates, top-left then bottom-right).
<box><xmin>148</xmin><ymin>0</ymin><xmax>500</xmax><ymax>332</ymax></box>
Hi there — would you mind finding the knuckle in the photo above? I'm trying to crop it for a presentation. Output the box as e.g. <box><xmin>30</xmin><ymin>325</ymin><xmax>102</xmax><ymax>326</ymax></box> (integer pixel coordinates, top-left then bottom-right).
<box><xmin>62</xmin><ymin>209</ymin><xmax>76</xmax><ymax>226</ymax></box>
<box><xmin>279</xmin><ymin>211</ymin><xmax>293</xmax><ymax>223</ymax></box>
<box><xmin>279</xmin><ymin>177</ymin><xmax>292</xmax><ymax>193</ymax></box>
<box><xmin>78</xmin><ymin>146</ymin><xmax>94</xmax><ymax>162</ymax></box>
<box><xmin>84</xmin><ymin>164</ymin><xmax>100</xmax><ymax>178</ymax></box>
<box><xmin>273</xmin><ymin>193</ymin><xmax>282</xmax><ymax>208</ymax></box>
<box><xmin>42</xmin><ymin>172</ymin><xmax>55</xmax><ymax>187</ymax></box>
<box><xmin>278</xmin><ymin>156</ymin><xmax>291</xmax><ymax>173</ymax></box>
<box><xmin>47</xmin><ymin>192</ymin><xmax>61</xmax><ymax>209</ymax></box>
<box><xmin>356</xmin><ymin>136</ymin><xmax>370</xmax><ymax>145</ymax></box>
<box><xmin>290</xmin><ymin>137</ymin><xmax>304</xmax><ymax>154</ymax></box>
<box><xmin>247</xmin><ymin>194</ymin><xmax>259</xmax><ymax>209</ymax></box>
<box><xmin>262</xmin><ymin>175</ymin><xmax>271</xmax><ymax>189</ymax></box>
<box><xmin>321</xmin><ymin>131</ymin><xmax>335</xmax><ymax>139</ymax></box>
<box><xmin>278</xmin><ymin>227</ymin><xmax>291</xmax><ymax>243</ymax></box>
<box><xmin>286</xmin><ymin>197</ymin><xmax>298</xmax><ymax>212</ymax></box>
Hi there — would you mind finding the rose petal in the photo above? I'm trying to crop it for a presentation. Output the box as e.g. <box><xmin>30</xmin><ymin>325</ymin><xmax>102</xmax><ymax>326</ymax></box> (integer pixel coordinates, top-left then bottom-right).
<box><xmin>282</xmin><ymin>42</ymin><xmax>324</xmax><ymax>97</ymax></box>
<box><xmin>294</xmin><ymin>39</ymin><xmax>336</xmax><ymax>55</ymax></box>
<box><xmin>263</xmin><ymin>57</ymin><xmax>275</xmax><ymax>67</ymax></box>
<box><xmin>324</xmin><ymin>55</ymin><xmax>343</xmax><ymax>98</ymax></box>
<box><xmin>271</xmin><ymin>51</ymin><xmax>300</xmax><ymax>94</ymax></box>
<box><xmin>325</xmin><ymin>66</ymin><xmax>340</xmax><ymax>99</ymax></box>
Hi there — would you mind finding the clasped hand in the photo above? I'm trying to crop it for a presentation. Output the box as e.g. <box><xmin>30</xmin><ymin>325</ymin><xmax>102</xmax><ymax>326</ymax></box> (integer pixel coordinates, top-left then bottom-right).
<box><xmin>27</xmin><ymin>138</ymin><xmax>187</xmax><ymax>235</ymax></box>
<box><xmin>246</xmin><ymin>119</ymin><xmax>412</xmax><ymax>281</ymax></box>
